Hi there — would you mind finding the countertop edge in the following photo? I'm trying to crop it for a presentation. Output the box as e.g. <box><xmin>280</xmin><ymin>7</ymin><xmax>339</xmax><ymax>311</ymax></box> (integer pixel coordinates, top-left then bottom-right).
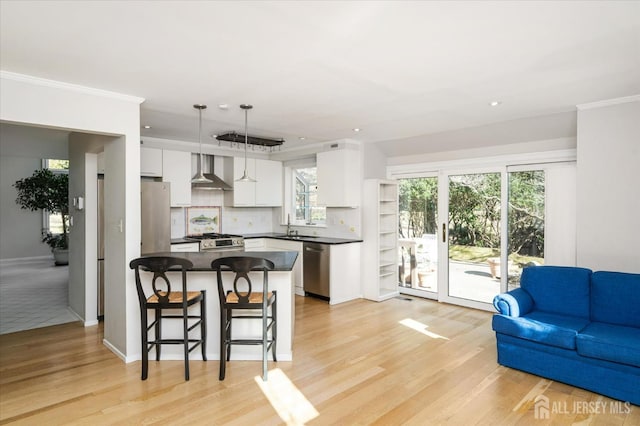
<box><xmin>243</xmin><ymin>233</ymin><xmax>363</xmax><ymax>245</ymax></box>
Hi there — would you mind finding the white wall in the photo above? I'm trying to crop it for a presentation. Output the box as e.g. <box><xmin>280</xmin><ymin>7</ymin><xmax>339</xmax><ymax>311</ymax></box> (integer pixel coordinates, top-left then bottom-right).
<box><xmin>0</xmin><ymin>72</ymin><xmax>144</xmax><ymax>361</ymax></box>
<box><xmin>68</xmin><ymin>133</ymin><xmax>114</xmax><ymax>325</ymax></box>
<box><xmin>363</xmin><ymin>143</ymin><xmax>387</xmax><ymax>179</ymax></box>
<box><xmin>0</xmin><ymin>124</ymin><xmax>68</xmax><ymax>260</ymax></box>
<box><xmin>576</xmin><ymin>97</ymin><xmax>640</xmax><ymax>273</ymax></box>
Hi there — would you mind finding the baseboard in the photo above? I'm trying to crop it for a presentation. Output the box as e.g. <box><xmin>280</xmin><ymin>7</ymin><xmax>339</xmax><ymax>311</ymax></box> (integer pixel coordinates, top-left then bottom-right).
<box><xmin>0</xmin><ymin>255</ymin><xmax>52</xmax><ymax>265</ymax></box>
<box><xmin>102</xmin><ymin>338</ymin><xmax>129</xmax><ymax>363</ymax></box>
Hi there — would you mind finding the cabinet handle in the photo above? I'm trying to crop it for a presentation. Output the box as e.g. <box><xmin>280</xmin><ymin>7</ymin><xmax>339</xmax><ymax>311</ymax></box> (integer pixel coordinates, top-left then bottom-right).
<box><xmin>442</xmin><ymin>223</ymin><xmax>446</xmax><ymax>243</ymax></box>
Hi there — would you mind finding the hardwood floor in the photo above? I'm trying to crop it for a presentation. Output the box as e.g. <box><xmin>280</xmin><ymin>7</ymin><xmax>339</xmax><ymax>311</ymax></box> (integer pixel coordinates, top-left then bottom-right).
<box><xmin>1</xmin><ymin>295</ymin><xmax>638</xmax><ymax>425</ymax></box>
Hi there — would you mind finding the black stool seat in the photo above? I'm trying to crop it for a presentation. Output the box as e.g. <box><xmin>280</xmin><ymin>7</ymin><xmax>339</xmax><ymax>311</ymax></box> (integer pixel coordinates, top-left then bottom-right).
<box><xmin>211</xmin><ymin>256</ymin><xmax>276</xmax><ymax>381</ymax></box>
<box><xmin>129</xmin><ymin>256</ymin><xmax>207</xmax><ymax>380</ymax></box>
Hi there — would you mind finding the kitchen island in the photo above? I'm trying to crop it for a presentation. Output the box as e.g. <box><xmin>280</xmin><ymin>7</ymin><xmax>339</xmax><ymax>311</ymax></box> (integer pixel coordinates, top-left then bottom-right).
<box><xmin>135</xmin><ymin>251</ymin><xmax>298</xmax><ymax>362</ymax></box>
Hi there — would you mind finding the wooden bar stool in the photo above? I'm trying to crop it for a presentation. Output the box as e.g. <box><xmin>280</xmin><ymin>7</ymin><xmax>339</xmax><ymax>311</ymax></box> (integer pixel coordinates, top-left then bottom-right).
<box><xmin>129</xmin><ymin>256</ymin><xmax>207</xmax><ymax>380</ymax></box>
<box><xmin>211</xmin><ymin>256</ymin><xmax>276</xmax><ymax>381</ymax></box>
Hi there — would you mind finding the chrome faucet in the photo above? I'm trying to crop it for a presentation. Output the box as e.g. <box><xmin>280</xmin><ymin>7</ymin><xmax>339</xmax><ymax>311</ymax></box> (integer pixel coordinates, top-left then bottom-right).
<box><xmin>287</xmin><ymin>213</ymin><xmax>292</xmax><ymax>236</ymax></box>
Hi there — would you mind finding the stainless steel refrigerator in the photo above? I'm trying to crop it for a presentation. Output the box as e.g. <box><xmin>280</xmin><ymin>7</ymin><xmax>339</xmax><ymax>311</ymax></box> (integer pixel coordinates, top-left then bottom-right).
<box><xmin>97</xmin><ymin>179</ymin><xmax>171</xmax><ymax>318</ymax></box>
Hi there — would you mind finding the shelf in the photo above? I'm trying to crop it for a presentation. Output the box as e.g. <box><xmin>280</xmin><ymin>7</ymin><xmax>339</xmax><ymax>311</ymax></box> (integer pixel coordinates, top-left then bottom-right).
<box><xmin>364</xmin><ymin>179</ymin><xmax>399</xmax><ymax>302</ymax></box>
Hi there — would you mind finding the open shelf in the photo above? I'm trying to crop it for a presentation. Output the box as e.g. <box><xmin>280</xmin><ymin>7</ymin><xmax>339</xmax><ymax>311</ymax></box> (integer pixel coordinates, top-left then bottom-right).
<box><xmin>363</xmin><ymin>179</ymin><xmax>400</xmax><ymax>302</ymax></box>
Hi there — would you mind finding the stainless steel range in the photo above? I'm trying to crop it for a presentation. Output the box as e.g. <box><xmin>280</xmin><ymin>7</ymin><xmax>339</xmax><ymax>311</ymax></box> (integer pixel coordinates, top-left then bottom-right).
<box><xmin>186</xmin><ymin>233</ymin><xmax>244</xmax><ymax>252</ymax></box>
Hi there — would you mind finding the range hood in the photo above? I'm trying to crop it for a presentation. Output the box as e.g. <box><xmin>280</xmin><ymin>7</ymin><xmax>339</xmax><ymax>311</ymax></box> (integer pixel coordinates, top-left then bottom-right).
<box><xmin>191</xmin><ymin>154</ymin><xmax>232</xmax><ymax>191</ymax></box>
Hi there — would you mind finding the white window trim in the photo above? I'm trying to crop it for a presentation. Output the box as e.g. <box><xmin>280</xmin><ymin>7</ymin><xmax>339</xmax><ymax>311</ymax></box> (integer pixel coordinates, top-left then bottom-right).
<box><xmin>387</xmin><ymin>149</ymin><xmax>576</xmax><ymax>179</ymax></box>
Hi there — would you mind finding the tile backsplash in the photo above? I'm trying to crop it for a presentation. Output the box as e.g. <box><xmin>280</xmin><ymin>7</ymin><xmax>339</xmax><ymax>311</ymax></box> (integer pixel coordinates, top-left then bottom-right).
<box><xmin>171</xmin><ymin>189</ymin><xmax>362</xmax><ymax>239</ymax></box>
<box><xmin>170</xmin><ymin>189</ymin><xmax>273</xmax><ymax>237</ymax></box>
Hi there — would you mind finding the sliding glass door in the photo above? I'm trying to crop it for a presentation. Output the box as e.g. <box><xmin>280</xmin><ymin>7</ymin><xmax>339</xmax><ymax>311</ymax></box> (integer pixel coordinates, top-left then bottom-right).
<box><xmin>507</xmin><ymin>169</ymin><xmax>545</xmax><ymax>290</ymax></box>
<box><xmin>398</xmin><ymin>176</ymin><xmax>439</xmax><ymax>299</ymax></box>
<box><xmin>445</xmin><ymin>172</ymin><xmax>502</xmax><ymax>305</ymax></box>
<box><xmin>396</xmin><ymin>165</ymin><xmax>551</xmax><ymax>310</ymax></box>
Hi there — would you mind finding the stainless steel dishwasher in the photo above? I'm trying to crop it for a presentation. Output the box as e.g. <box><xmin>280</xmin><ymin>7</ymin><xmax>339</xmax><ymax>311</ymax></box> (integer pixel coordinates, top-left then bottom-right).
<box><xmin>303</xmin><ymin>242</ymin><xmax>330</xmax><ymax>300</ymax></box>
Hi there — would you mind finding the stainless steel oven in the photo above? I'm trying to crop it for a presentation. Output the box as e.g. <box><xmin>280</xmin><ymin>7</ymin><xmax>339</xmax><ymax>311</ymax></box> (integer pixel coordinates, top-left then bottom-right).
<box><xmin>186</xmin><ymin>233</ymin><xmax>245</xmax><ymax>252</ymax></box>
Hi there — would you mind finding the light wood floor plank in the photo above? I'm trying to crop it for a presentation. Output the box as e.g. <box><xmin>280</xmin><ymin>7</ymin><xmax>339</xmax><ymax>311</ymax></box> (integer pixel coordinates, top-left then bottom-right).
<box><xmin>1</xmin><ymin>295</ymin><xmax>638</xmax><ymax>425</ymax></box>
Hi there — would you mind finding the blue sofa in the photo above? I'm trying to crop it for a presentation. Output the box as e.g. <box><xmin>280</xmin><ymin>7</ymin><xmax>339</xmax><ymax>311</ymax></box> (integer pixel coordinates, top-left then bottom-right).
<box><xmin>492</xmin><ymin>266</ymin><xmax>640</xmax><ymax>405</ymax></box>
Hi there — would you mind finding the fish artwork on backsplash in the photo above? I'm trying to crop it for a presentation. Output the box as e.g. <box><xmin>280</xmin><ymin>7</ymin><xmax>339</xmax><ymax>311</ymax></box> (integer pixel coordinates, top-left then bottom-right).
<box><xmin>190</xmin><ymin>214</ymin><xmax>218</xmax><ymax>226</ymax></box>
<box><xmin>186</xmin><ymin>206</ymin><xmax>221</xmax><ymax>235</ymax></box>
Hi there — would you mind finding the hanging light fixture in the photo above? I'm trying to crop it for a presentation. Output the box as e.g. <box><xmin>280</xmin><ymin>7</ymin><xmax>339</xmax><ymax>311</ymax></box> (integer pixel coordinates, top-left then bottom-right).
<box><xmin>236</xmin><ymin>104</ymin><xmax>256</xmax><ymax>182</ymax></box>
<box><xmin>191</xmin><ymin>104</ymin><xmax>212</xmax><ymax>184</ymax></box>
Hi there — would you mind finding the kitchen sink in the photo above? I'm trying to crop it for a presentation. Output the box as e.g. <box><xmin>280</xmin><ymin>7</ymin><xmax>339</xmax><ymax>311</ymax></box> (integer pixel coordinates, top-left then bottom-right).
<box><xmin>275</xmin><ymin>234</ymin><xmax>319</xmax><ymax>240</ymax></box>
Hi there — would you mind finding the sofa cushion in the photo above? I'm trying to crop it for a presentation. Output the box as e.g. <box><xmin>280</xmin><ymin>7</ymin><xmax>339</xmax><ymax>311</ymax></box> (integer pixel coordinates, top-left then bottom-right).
<box><xmin>492</xmin><ymin>311</ymin><xmax>590</xmax><ymax>350</ymax></box>
<box><xmin>577</xmin><ymin>322</ymin><xmax>640</xmax><ymax>368</ymax></box>
<box><xmin>591</xmin><ymin>271</ymin><xmax>640</xmax><ymax>327</ymax></box>
<box><xmin>520</xmin><ymin>266</ymin><xmax>592</xmax><ymax>318</ymax></box>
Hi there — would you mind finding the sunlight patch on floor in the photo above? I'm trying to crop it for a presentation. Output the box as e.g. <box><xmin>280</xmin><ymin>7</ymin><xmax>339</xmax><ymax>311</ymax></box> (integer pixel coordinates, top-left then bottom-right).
<box><xmin>255</xmin><ymin>368</ymin><xmax>319</xmax><ymax>425</ymax></box>
<box><xmin>512</xmin><ymin>378</ymin><xmax>553</xmax><ymax>413</ymax></box>
<box><xmin>399</xmin><ymin>318</ymin><xmax>450</xmax><ymax>340</ymax></box>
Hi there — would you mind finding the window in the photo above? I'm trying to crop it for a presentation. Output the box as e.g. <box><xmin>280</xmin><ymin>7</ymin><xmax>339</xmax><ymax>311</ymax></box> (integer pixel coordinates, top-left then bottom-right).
<box><xmin>43</xmin><ymin>159</ymin><xmax>69</xmax><ymax>235</ymax></box>
<box><xmin>291</xmin><ymin>166</ymin><xmax>325</xmax><ymax>225</ymax></box>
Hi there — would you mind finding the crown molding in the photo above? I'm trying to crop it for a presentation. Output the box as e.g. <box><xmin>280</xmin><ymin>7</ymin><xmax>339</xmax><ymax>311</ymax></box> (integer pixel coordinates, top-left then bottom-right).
<box><xmin>0</xmin><ymin>71</ymin><xmax>145</xmax><ymax>104</ymax></box>
<box><xmin>576</xmin><ymin>94</ymin><xmax>640</xmax><ymax>111</ymax></box>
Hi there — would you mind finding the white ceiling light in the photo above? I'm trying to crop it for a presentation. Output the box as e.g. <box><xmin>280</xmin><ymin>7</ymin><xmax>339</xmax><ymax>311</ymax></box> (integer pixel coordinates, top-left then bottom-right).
<box><xmin>353</xmin><ymin>128</ymin><xmax>361</xmax><ymax>132</ymax></box>
<box><xmin>191</xmin><ymin>104</ymin><xmax>213</xmax><ymax>184</ymax></box>
<box><xmin>489</xmin><ymin>101</ymin><xmax>502</xmax><ymax>107</ymax></box>
<box><xmin>236</xmin><ymin>104</ymin><xmax>256</xmax><ymax>182</ymax></box>
<box><xmin>143</xmin><ymin>125</ymin><xmax>151</xmax><ymax>129</ymax></box>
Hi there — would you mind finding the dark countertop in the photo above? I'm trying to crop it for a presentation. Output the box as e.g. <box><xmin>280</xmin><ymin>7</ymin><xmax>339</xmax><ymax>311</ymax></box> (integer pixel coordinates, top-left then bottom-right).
<box><xmin>242</xmin><ymin>232</ymin><xmax>363</xmax><ymax>245</ymax></box>
<box><xmin>170</xmin><ymin>237</ymin><xmax>199</xmax><ymax>245</ymax></box>
<box><xmin>139</xmin><ymin>250</ymin><xmax>298</xmax><ymax>271</ymax></box>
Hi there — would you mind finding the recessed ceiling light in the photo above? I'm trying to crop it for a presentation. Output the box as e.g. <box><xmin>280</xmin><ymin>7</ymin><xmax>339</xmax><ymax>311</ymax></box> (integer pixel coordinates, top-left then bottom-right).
<box><xmin>143</xmin><ymin>125</ymin><xmax>151</xmax><ymax>129</ymax></box>
<box><xmin>489</xmin><ymin>101</ymin><xmax>502</xmax><ymax>107</ymax></box>
<box><xmin>353</xmin><ymin>128</ymin><xmax>361</xmax><ymax>132</ymax></box>
<box><xmin>298</xmin><ymin>137</ymin><xmax>306</xmax><ymax>141</ymax></box>
<box><xmin>218</xmin><ymin>104</ymin><xmax>228</xmax><ymax>110</ymax></box>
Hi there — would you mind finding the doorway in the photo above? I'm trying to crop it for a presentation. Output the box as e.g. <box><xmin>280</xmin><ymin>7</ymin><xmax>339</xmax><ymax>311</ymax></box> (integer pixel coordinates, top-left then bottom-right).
<box><xmin>397</xmin><ymin>164</ymin><xmax>553</xmax><ymax>311</ymax></box>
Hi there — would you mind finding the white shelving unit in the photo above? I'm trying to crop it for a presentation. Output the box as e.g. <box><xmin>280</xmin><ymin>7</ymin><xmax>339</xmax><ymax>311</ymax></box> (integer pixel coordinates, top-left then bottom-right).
<box><xmin>362</xmin><ymin>179</ymin><xmax>399</xmax><ymax>302</ymax></box>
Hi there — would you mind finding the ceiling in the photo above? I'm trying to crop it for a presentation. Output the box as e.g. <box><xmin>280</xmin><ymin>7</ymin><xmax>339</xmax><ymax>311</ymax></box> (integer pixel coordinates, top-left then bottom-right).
<box><xmin>1</xmin><ymin>1</ymin><xmax>638</xmax><ymax>156</ymax></box>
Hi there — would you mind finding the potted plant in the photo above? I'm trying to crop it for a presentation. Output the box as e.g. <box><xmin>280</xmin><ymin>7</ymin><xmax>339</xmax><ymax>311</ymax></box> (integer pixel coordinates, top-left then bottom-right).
<box><xmin>14</xmin><ymin>168</ymin><xmax>69</xmax><ymax>265</ymax></box>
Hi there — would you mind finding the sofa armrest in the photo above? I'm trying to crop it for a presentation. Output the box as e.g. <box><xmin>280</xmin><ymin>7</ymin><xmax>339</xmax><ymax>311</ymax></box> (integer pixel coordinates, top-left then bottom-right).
<box><xmin>493</xmin><ymin>288</ymin><xmax>534</xmax><ymax>317</ymax></box>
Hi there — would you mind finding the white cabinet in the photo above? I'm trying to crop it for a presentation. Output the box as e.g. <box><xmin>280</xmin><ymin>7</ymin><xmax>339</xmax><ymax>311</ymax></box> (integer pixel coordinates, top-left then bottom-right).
<box><xmin>162</xmin><ymin>150</ymin><xmax>192</xmax><ymax>207</ymax></box>
<box><xmin>329</xmin><ymin>243</ymin><xmax>362</xmax><ymax>305</ymax></box>
<box><xmin>140</xmin><ymin>147</ymin><xmax>163</xmax><ymax>177</ymax></box>
<box><xmin>256</xmin><ymin>159</ymin><xmax>283</xmax><ymax>206</ymax></box>
<box><xmin>232</xmin><ymin>157</ymin><xmax>256</xmax><ymax>206</ymax></box>
<box><xmin>265</xmin><ymin>239</ymin><xmax>303</xmax><ymax>296</ymax></box>
<box><xmin>171</xmin><ymin>242</ymin><xmax>200</xmax><ymax>252</ymax></box>
<box><xmin>243</xmin><ymin>238</ymin><xmax>267</xmax><ymax>251</ymax></box>
<box><xmin>227</xmin><ymin>157</ymin><xmax>282</xmax><ymax>207</ymax></box>
<box><xmin>317</xmin><ymin>148</ymin><xmax>361</xmax><ymax>207</ymax></box>
<box><xmin>362</xmin><ymin>179</ymin><xmax>399</xmax><ymax>302</ymax></box>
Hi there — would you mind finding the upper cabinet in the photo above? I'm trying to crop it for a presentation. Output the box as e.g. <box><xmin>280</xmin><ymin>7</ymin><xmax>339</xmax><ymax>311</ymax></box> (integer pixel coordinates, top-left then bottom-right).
<box><xmin>317</xmin><ymin>148</ymin><xmax>361</xmax><ymax>207</ymax></box>
<box><xmin>226</xmin><ymin>157</ymin><xmax>282</xmax><ymax>207</ymax></box>
<box><xmin>98</xmin><ymin>147</ymin><xmax>163</xmax><ymax>177</ymax></box>
<box><xmin>255</xmin><ymin>159</ymin><xmax>283</xmax><ymax>206</ymax></box>
<box><xmin>162</xmin><ymin>150</ymin><xmax>191</xmax><ymax>207</ymax></box>
<box><xmin>140</xmin><ymin>147</ymin><xmax>162</xmax><ymax>177</ymax></box>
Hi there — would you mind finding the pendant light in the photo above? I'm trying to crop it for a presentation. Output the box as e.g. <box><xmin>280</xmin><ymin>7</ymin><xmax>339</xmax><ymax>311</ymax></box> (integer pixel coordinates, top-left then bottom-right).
<box><xmin>191</xmin><ymin>104</ymin><xmax>213</xmax><ymax>184</ymax></box>
<box><xmin>236</xmin><ymin>104</ymin><xmax>256</xmax><ymax>182</ymax></box>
